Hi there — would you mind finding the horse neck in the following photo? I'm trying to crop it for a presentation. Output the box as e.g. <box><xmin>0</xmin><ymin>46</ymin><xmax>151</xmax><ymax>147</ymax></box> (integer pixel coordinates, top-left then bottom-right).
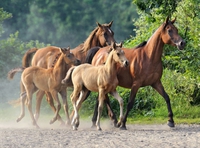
<box><xmin>52</xmin><ymin>54</ymin><xmax>66</xmax><ymax>79</ymax></box>
<box><xmin>104</xmin><ymin>51</ymin><xmax>118</xmax><ymax>76</ymax></box>
<box><xmin>145</xmin><ymin>26</ymin><xmax>165</xmax><ymax>63</ymax></box>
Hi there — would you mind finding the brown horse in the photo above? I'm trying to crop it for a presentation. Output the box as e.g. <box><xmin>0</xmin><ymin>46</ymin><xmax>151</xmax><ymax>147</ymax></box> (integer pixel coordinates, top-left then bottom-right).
<box><xmin>14</xmin><ymin>21</ymin><xmax>115</xmax><ymax>123</ymax></box>
<box><xmin>84</xmin><ymin>17</ymin><xmax>186</xmax><ymax>130</ymax></box>
<box><xmin>62</xmin><ymin>42</ymin><xmax>129</xmax><ymax>130</ymax></box>
<box><xmin>8</xmin><ymin>47</ymin><xmax>80</xmax><ymax>128</ymax></box>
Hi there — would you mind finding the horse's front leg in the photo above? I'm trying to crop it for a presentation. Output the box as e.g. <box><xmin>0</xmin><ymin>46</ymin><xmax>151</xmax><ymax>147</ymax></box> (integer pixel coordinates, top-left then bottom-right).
<box><xmin>49</xmin><ymin>90</ymin><xmax>61</xmax><ymax>124</ymax></box>
<box><xmin>59</xmin><ymin>88</ymin><xmax>70</xmax><ymax>126</ymax></box>
<box><xmin>152</xmin><ymin>80</ymin><xmax>175</xmax><ymax>127</ymax></box>
<box><xmin>109</xmin><ymin>90</ymin><xmax>124</xmax><ymax>127</ymax></box>
<box><xmin>26</xmin><ymin>88</ymin><xmax>40</xmax><ymax>128</ymax></box>
<box><xmin>121</xmin><ymin>85</ymin><xmax>139</xmax><ymax>130</ymax></box>
<box><xmin>96</xmin><ymin>90</ymin><xmax>105</xmax><ymax>131</ymax></box>
<box><xmin>92</xmin><ymin>94</ymin><xmax>118</xmax><ymax>128</ymax></box>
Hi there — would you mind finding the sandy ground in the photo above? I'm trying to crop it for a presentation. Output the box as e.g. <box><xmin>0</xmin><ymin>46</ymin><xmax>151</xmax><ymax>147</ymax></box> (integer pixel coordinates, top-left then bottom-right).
<box><xmin>1</xmin><ymin>77</ymin><xmax>200</xmax><ymax>148</ymax></box>
<box><xmin>0</xmin><ymin>118</ymin><xmax>200</xmax><ymax>148</ymax></box>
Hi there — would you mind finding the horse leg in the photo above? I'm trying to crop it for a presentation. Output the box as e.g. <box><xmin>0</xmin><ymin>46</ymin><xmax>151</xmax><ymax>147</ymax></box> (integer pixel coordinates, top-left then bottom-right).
<box><xmin>26</xmin><ymin>87</ymin><xmax>40</xmax><ymax>128</ymax></box>
<box><xmin>110</xmin><ymin>90</ymin><xmax>124</xmax><ymax>127</ymax></box>
<box><xmin>70</xmin><ymin>90</ymin><xmax>80</xmax><ymax>130</ymax></box>
<box><xmin>49</xmin><ymin>90</ymin><xmax>61</xmax><ymax>124</ymax></box>
<box><xmin>105</xmin><ymin>94</ymin><xmax>118</xmax><ymax>127</ymax></box>
<box><xmin>45</xmin><ymin>92</ymin><xmax>64</xmax><ymax>125</ymax></box>
<box><xmin>121</xmin><ymin>85</ymin><xmax>139</xmax><ymax>130</ymax></box>
<box><xmin>16</xmin><ymin>91</ymin><xmax>26</xmax><ymax>122</ymax></box>
<box><xmin>17</xmin><ymin>81</ymin><xmax>27</xmax><ymax>122</ymax></box>
<box><xmin>59</xmin><ymin>88</ymin><xmax>70</xmax><ymax>126</ymax></box>
<box><xmin>34</xmin><ymin>90</ymin><xmax>45</xmax><ymax>121</ymax></box>
<box><xmin>152</xmin><ymin>81</ymin><xmax>175</xmax><ymax>127</ymax></box>
<box><xmin>96</xmin><ymin>90</ymin><xmax>105</xmax><ymax>131</ymax></box>
<box><xmin>91</xmin><ymin>94</ymin><xmax>118</xmax><ymax>128</ymax></box>
<box><xmin>70</xmin><ymin>91</ymin><xmax>91</xmax><ymax>121</ymax></box>
<box><xmin>74</xmin><ymin>90</ymin><xmax>90</xmax><ymax>128</ymax></box>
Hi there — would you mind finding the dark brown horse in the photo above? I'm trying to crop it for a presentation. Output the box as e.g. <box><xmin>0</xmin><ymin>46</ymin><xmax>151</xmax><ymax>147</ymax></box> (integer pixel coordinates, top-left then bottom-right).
<box><xmin>13</xmin><ymin>21</ymin><xmax>115</xmax><ymax>124</ymax></box>
<box><xmin>8</xmin><ymin>48</ymin><xmax>80</xmax><ymax>128</ymax></box>
<box><xmin>84</xmin><ymin>17</ymin><xmax>186</xmax><ymax>130</ymax></box>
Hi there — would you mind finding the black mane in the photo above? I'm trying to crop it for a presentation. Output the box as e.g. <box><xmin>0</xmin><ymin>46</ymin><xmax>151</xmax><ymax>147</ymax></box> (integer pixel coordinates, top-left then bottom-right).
<box><xmin>134</xmin><ymin>41</ymin><xmax>147</xmax><ymax>49</ymax></box>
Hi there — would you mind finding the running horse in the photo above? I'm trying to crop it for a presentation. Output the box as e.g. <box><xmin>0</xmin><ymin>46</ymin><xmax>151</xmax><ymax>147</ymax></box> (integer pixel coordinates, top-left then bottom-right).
<box><xmin>62</xmin><ymin>42</ymin><xmax>129</xmax><ymax>130</ymax></box>
<box><xmin>13</xmin><ymin>21</ymin><xmax>115</xmax><ymax>125</ymax></box>
<box><xmin>84</xmin><ymin>17</ymin><xmax>186</xmax><ymax>130</ymax></box>
<box><xmin>8</xmin><ymin>47</ymin><xmax>80</xmax><ymax>128</ymax></box>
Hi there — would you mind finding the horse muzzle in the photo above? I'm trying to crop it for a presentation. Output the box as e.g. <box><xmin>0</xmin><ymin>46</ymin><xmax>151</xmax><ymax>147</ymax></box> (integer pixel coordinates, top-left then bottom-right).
<box><xmin>176</xmin><ymin>40</ymin><xmax>186</xmax><ymax>50</ymax></box>
<box><xmin>123</xmin><ymin>60</ymin><xmax>129</xmax><ymax>67</ymax></box>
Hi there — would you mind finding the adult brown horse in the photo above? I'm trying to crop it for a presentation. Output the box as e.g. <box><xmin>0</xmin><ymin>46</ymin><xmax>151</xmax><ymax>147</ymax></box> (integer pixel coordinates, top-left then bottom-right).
<box><xmin>8</xmin><ymin>47</ymin><xmax>80</xmax><ymax>128</ymax></box>
<box><xmin>84</xmin><ymin>17</ymin><xmax>186</xmax><ymax>130</ymax></box>
<box><xmin>19</xmin><ymin>21</ymin><xmax>115</xmax><ymax>124</ymax></box>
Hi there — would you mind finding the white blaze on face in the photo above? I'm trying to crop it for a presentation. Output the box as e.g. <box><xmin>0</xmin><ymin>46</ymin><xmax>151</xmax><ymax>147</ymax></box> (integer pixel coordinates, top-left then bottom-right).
<box><xmin>108</xmin><ymin>28</ymin><xmax>112</xmax><ymax>34</ymax></box>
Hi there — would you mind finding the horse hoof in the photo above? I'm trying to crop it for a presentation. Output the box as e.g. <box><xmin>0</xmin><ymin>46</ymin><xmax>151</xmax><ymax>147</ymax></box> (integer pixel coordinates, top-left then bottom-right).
<box><xmin>97</xmin><ymin>127</ymin><xmax>102</xmax><ymax>131</ymax></box>
<box><xmin>116</xmin><ymin>122</ymin><xmax>121</xmax><ymax>128</ymax></box>
<box><xmin>91</xmin><ymin>124</ymin><xmax>96</xmax><ymax>128</ymax></box>
<box><xmin>72</xmin><ymin>126</ymin><xmax>77</xmax><ymax>131</ymax></box>
<box><xmin>120</xmin><ymin>126</ymin><xmax>127</xmax><ymax>130</ymax></box>
<box><xmin>16</xmin><ymin>118</ymin><xmax>21</xmax><ymax>122</ymax></box>
<box><xmin>167</xmin><ymin>121</ymin><xmax>175</xmax><ymax>127</ymax></box>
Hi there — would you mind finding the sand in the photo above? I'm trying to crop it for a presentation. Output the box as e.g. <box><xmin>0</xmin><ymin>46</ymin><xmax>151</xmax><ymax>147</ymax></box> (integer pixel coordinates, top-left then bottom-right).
<box><xmin>0</xmin><ymin>119</ymin><xmax>200</xmax><ymax>148</ymax></box>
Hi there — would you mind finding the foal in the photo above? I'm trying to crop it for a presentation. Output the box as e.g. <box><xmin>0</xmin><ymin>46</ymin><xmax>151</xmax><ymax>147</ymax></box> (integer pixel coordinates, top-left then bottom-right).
<box><xmin>8</xmin><ymin>47</ymin><xmax>80</xmax><ymax>128</ymax></box>
<box><xmin>62</xmin><ymin>42</ymin><xmax>129</xmax><ymax>130</ymax></box>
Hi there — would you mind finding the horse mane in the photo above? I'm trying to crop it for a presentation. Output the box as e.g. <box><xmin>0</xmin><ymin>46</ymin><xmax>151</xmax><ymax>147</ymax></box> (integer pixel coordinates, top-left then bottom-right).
<box><xmin>51</xmin><ymin>53</ymin><xmax>62</xmax><ymax>68</ymax></box>
<box><xmin>81</xmin><ymin>27</ymin><xmax>99</xmax><ymax>53</ymax></box>
<box><xmin>85</xmin><ymin>46</ymin><xmax>100</xmax><ymax>64</ymax></box>
<box><xmin>134</xmin><ymin>41</ymin><xmax>147</xmax><ymax>49</ymax></box>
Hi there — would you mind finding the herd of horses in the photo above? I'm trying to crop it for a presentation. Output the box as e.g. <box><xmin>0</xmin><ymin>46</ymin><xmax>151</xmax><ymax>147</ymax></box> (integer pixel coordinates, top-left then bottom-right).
<box><xmin>8</xmin><ymin>17</ymin><xmax>185</xmax><ymax>130</ymax></box>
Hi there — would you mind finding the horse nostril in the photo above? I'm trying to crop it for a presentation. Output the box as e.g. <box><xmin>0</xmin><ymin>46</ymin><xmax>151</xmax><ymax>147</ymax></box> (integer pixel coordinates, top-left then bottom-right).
<box><xmin>180</xmin><ymin>40</ymin><xmax>186</xmax><ymax>47</ymax></box>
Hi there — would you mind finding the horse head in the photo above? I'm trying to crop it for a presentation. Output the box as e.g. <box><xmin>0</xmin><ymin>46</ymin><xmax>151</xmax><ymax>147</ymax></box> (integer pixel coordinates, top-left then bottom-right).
<box><xmin>161</xmin><ymin>16</ymin><xmax>185</xmax><ymax>50</ymax></box>
<box><xmin>60</xmin><ymin>47</ymin><xmax>81</xmax><ymax>66</ymax></box>
<box><xmin>110</xmin><ymin>42</ymin><xmax>129</xmax><ymax>67</ymax></box>
<box><xmin>96</xmin><ymin>21</ymin><xmax>115</xmax><ymax>46</ymax></box>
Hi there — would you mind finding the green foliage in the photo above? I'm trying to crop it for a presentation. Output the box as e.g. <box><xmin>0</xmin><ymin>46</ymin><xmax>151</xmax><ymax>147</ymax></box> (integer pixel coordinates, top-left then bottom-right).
<box><xmin>0</xmin><ymin>31</ymin><xmax>48</xmax><ymax>77</ymax></box>
<box><xmin>1</xmin><ymin>0</ymin><xmax>137</xmax><ymax>47</ymax></box>
<box><xmin>0</xmin><ymin>8</ymin><xmax>12</xmax><ymax>36</ymax></box>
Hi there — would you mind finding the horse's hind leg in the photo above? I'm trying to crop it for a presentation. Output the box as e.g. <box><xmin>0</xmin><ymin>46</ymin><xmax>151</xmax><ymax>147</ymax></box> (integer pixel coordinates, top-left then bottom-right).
<box><xmin>16</xmin><ymin>91</ymin><xmax>26</xmax><ymax>122</ymax></box>
<box><xmin>49</xmin><ymin>90</ymin><xmax>61</xmax><ymax>124</ymax></box>
<box><xmin>45</xmin><ymin>92</ymin><xmax>64</xmax><ymax>125</ymax></box>
<box><xmin>59</xmin><ymin>89</ymin><xmax>70</xmax><ymax>126</ymax></box>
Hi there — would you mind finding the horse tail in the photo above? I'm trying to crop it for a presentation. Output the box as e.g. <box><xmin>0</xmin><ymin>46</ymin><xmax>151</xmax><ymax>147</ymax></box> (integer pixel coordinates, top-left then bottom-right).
<box><xmin>9</xmin><ymin>81</ymin><xmax>27</xmax><ymax>107</ymax></box>
<box><xmin>85</xmin><ymin>46</ymin><xmax>100</xmax><ymax>64</ymax></box>
<box><xmin>62</xmin><ymin>66</ymin><xmax>76</xmax><ymax>86</ymax></box>
<box><xmin>22</xmin><ymin>48</ymin><xmax>38</xmax><ymax>67</ymax></box>
<box><xmin>7</xmin><ymin>67</ymin><xmax>25</xmax><ymax>80</ymax></box>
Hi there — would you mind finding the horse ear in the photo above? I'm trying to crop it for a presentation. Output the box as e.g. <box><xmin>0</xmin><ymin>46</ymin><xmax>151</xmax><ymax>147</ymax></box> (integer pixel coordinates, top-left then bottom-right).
<box><xmin>66</xmin><ymin>46</ymin><xmax>70</xmax><ymax>51</ymax></box>
<box><xmin>96</xmin><ymin>22</ymin><xmax>102</xmax><ymax>28</ymax></box>
<box><xmin>171</xmin><ymin>17</ymin><xmax>176</xmax><ymax>24</ymax></box>
<box><xmin>119</xmin><ymin>42</ymin><xmax>123</xmax><ymax>48</ymax></box>
<box><xmin>165</xmin><ymin>16</ymin><xmax>170</xmax><ymax>24</ymax></box>
<box><xmin>111</xmin><ymin>41</ymin><xmax>116</xmax><ymax>50</ymax></box>
<box><xmin>108</xmin><ymin>21</ymin><xmax>113</xmax><ymax>28</ymax></box>
<box><xmin>60</xmin><ymin>48</ymin><xmax>64</xmax><ymax>53</ymax></box>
